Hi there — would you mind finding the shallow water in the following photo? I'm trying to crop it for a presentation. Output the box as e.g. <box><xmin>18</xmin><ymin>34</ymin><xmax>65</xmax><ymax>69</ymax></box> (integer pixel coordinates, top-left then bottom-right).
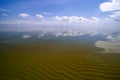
<box><xmin>0</xmin><ymin>37</ymin><xmax>120</xmax><ymax>80</ymax></box>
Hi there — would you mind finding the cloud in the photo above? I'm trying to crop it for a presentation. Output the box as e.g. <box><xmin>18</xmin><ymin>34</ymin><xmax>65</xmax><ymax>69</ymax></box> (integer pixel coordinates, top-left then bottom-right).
<box><xmin>53</xmin><ymin>16</ymin><xmax>87</xmax><ymax>22</ymax></box>
<box><xmin>0</xmin><ymin>13</ymin><xmax>8</xmax><ymax>16</ymax></box>
<box><xmin>36</xmin><ymin>14</ymin><xmax>44</xmax><ymax>18</ymax></box>
<box><xmin>41</xmin><ymin>12</ymin><xmax>52</xmax><ymax>15</ymax></box>
<box><xmin>100</xmin><ymin>0</ymin><xmax>120</xmax><ymax>12</ymax></box>
<box><xmin>89</xmin><ymin>32</ymin><xmax>99</xmax><ymax>37</ymax></box>
<box><xmin>95</xmin><ymin>34</ymin><xmax>120</xmax><ymax>53</ymax></box>
<box><xmin>19</xmin><ymin>13</ymin><xmax>30</xmax><ymax>17</ymax></box>
<box><xmin>38</xmin><ymin>34</ymin><xmax>45</xmax><ymax>38</ymax></box>
<box><xmin>0</xmin><ymin>15</ymin><xmax>120</xmax><ymax>34</ymax></box>
<box><xmin>100</xmin><ymin>0</ymin><xmax>120</xmax><ymax>21</ymax></box>
<box><xmin>54</xmin><ymin>31</ymin><xmax>86</xmax><ymax>37</ymax></box>
<box><xmin>91</xmin><ymin>17</ymin><xmax>100</xmax><ymax>21</ymax></box>
<box><xmin>109</xmin><ymin>11</ymin><xmax>120</xmax><ymax>21</ymax></box>
<box><xmin>21</xmin><ymin>35</ymin><xmax>31</xmax><ymax>38</ymax></box>
<box><xmin>53</xmin><ymin>16</ymin><xmax>100</xmax><ymax>23</ymax></box>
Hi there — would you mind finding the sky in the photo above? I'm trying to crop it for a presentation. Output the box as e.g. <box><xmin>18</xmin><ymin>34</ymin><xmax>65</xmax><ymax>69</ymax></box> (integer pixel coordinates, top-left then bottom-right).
<box><xmin>0</xmin><ymin>0</ymin><xmax>120</xmax><ymax>32</ymax></box>
<box><xmin>0</xmin><ymin>0</ymin><xmax>106</xmax><ymax>17</ymax></box>
<box><xmin>0</xmin><ymin>0</ymin><xmax>119</xmax><ymax>22</ymax></box>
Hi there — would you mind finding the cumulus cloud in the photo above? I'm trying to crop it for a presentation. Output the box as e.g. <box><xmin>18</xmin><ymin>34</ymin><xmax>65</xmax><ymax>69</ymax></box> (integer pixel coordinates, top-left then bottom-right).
<box><xmin>53</xmin><ymin>16</ymin><xmax>87</xmax><ymax>22</ymax></box>
<box><xmin>36</xmin><ymin>14</ymin><xmax>44</xmax><ymax>18</ymax></box>
<box><xmin>53</xmin><ymin>16</ymin><xmax>100</xmax><ymax>23</ymax></box>
<box><xmin>100</xmin><ymin>0</ymin><xmax>120</xmax><ymax>12</ymax></box>
<box><xmin>19</xmin><ymin>13</ymin><xmax>30</xmax><ymax>17</ymax></box>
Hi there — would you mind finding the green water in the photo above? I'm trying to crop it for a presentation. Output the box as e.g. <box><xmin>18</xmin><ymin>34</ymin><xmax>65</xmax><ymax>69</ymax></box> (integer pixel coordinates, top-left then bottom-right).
<box><xmin>0</xmin><ymin>38</ymin><xmax>120</xmax><ymax>80</ymax></box>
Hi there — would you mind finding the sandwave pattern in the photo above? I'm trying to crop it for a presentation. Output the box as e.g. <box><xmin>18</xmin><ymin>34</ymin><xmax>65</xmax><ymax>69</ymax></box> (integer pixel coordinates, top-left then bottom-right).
<box><xmin>0</xmin><ymin>53</ymin><xmax>120</xmax><ymax>80</ymax></box>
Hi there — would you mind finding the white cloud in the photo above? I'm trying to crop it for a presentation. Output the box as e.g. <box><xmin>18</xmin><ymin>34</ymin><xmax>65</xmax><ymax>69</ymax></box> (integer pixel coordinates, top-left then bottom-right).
<box><xmin>54</xmin><ymin>31</ymin><xmax>100</xmax><ymax>37</ymax></box>
<box><xmin>38</xmin><ymin>34</ymin><xmax>45</xmax><ymax>38</ymax></box>
<box><xmin>91</xmin><ymin>17</ymin><xmax>100</xmax><ymax>21</ymax></box>
<box><xmin>100</xmin><ymin>0</ymin><xmax>120</xmax><ymax>12</ymax></box>
<box><xmin>54</xmin><ymin>31</ymin><xmax>85</xmax><ymax>37</ymax></box>
<box><xmin>95</xmin><ymin>34</ymin><xmax>120</xmax><ymax>53</ymax></box>
<box><xmin>89</xmin><ymin>32</ymin><xmax>99</xmax><ymax>37</ymax></box>
<box><xmin>109</xmin><ymin>11</ymin><xmax>120</xmax><ymax>20</ymax></box>
<box><xmin>36</xmin><ymin>14</ymin><xmax>44</xmax><ymax>18</ymax></box>
<box><xmin>106</xmin><ymin>35</ymin><xmax>113</xmax><ymax>39</ymax></box>
<box><xmin>19</xmin><ymin>13</ymin><xmax>30</xmax><ymax>17</ymax></box>
<box><xmin>21</xmin><ymin>35</ymin><xmax>31</xmax><ymax>38</ymax></box>
<box><xmin>0</xmin><ymin>15</ymin><xmax>120</xmax><ymax>34</ymax></box>
<box><xmin>53</xmin><ymin>16</ymin><xmax>100</xmax><ymax>23</ymax></box>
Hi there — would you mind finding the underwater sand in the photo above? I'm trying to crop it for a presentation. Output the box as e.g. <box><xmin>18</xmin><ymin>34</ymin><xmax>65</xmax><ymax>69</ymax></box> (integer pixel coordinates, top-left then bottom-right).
<box><xmin>0</xmin><ymin>38</ymin><xmax>120</xmax><ymax>80</ymax></box>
